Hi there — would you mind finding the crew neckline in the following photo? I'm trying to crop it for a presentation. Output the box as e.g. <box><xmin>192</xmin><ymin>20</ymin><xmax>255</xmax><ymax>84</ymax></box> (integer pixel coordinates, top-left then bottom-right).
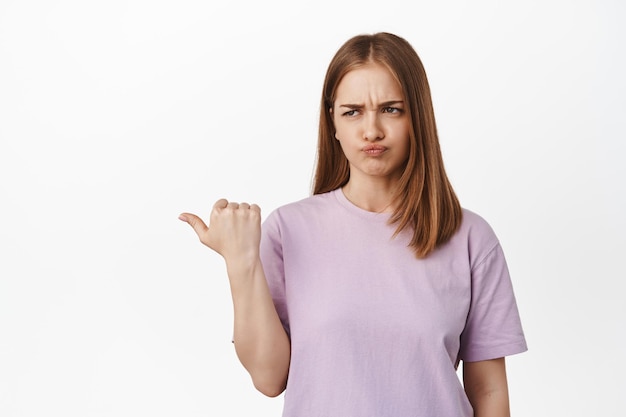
<box><xmin>331</xmin><ymin>188</ymin><xmax>393</xmax><ymax>222</ymax></box>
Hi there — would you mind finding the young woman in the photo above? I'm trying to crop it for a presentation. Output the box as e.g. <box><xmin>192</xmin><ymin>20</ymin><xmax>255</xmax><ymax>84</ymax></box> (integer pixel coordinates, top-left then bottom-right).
<box><xmin>179</xmin><ymin>32</ymin><xmax>527</xmax><ymax>417</ymax></box>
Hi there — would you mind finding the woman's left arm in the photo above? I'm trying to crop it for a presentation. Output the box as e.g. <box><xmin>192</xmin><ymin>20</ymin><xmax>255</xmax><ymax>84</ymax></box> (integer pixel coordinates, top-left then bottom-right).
<box><xmin>463</xmin><ymin>357</ymin><xmax>511</xmax><ymax>417</ymax></box>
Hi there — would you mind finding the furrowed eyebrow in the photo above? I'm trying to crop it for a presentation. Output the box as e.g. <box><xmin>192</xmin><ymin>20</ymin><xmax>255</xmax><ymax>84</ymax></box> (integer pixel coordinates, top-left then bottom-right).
<box><xmin>338</xmin><ymin>100</ymin><xmax>404</xmax><ymax>109</ymax></box>
<box><xmin>379</xmin><ymin>100</ymin><xmax>404</xmax><ymax>107</ymax></box>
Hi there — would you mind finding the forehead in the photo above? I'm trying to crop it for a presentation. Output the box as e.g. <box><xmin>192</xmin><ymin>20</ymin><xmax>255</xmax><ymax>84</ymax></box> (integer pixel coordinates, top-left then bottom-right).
<box><xmin>335</xmin><ymin>62</ymin><xmax>402</xmax><ymax>102</ymax></box>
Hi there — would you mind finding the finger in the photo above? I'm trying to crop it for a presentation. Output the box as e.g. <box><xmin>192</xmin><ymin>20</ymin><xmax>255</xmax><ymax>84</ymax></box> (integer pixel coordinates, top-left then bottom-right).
<box><xmin>178</xmin><ymin>212</ymin><xmax>209</xmax><ymax>238</ymax></box>
<box><xmin>213</xmin><ymin>199</ymin><xmax>228</xmax><ymax>209</ymax></box>
<box><xmin>239</xmin><ymin>202</ymin><xmax>250</xmax><ymax>209</ymax></box>
<box><xmin>250</xmin><ymin>203</ymin><xmax>261</xmax><ymax>214</ymax></box>
<box><xmin>227</xmin><ymin>202</ymin><xmax>239</xmax><ymax>209</ymax></box>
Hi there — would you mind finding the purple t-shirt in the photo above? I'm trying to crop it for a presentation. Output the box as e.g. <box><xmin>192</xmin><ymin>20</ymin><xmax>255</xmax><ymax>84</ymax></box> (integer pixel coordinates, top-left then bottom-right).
<box><xmin>259</xmin><ymin>189</ymin><xmax>527</xmax><ymax>417</ymax></box>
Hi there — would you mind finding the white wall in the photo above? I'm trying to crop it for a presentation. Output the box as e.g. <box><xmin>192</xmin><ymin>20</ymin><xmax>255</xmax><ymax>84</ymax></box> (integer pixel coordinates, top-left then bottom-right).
<box><xmin>1</xmin><ymin>0</ymin><xmax>624</xmax><ymax>415</ymax></box>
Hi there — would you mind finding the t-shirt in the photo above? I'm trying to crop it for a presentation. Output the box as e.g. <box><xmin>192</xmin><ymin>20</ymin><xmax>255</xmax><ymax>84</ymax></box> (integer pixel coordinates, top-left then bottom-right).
<box><xmin>259</xmin><ymin>188</ymin><xmax>527</xmax><ymax>417</ymax></box>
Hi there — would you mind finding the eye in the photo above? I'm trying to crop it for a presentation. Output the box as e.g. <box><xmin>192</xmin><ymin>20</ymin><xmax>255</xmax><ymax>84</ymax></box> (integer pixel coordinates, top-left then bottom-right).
<box><xmin>382</xmin><ymin>106</ymin><xmax>402</xmax><ymax>114</ymax></box>
<box><xmin>342</xmin><ymin>109</ymin><xmax>359</xmax><ymax>117</ymax></box>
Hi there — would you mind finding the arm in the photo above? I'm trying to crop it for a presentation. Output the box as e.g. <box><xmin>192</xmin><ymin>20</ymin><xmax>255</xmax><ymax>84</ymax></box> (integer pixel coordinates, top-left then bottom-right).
<box><xmin>463</xmin><ymin>357</ymin><xmax>510</xmax><ymax>417</ymax></box>
<box><xmin>179</xmin><ymin>199</ymin><xmax>290</xmax><ymax>397</ymax></box>
<box><xmin>227</xmin><ymin>257</ymin><xmax>291</xmax><ymax>397</ymax></box>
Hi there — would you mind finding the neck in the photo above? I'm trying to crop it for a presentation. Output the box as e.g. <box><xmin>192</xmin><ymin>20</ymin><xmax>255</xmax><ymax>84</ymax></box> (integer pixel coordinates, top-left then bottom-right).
<box><xmin>342</xmin><ymin>179</ymin><xmax>398</xmax><ymax>213</ymax></box>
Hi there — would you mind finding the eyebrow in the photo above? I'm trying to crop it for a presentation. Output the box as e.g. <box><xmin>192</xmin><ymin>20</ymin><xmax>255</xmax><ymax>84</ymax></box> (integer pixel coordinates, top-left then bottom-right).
<box><xmin>338</xmin><ymin>100</ymin><xmax>404</xmax><ymax>109</ymax></box>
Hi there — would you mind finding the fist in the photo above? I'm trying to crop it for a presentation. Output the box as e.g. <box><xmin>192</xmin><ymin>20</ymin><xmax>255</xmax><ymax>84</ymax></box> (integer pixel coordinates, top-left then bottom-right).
<box><xmin>179</xmin><ymin>199</ymin><xmax>262</xmax><ymax>263</ymax></box>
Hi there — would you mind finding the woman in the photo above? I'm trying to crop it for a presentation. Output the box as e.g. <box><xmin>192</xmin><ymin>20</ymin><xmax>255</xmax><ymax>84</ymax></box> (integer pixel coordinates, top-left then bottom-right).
<box><xmin>179</xmin><ymin>32</ymin><xmax>527</xmax><ymax>417</ymax></box>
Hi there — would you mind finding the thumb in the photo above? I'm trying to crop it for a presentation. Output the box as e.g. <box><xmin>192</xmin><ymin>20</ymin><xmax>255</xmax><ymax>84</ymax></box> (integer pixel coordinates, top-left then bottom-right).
<box><xmin>178</xmin><ymin>212</ymin><xmax>209</xmax><ymax>240</ymax></box>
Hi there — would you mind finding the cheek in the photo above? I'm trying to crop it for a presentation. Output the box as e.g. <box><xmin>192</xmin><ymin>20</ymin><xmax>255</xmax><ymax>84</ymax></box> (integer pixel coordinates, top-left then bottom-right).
<box><xmin>334</xmin><ymin>122</ymin><xmax>355</xmax><ymax>141</ymax></box>
<box><xmin>388</xmin><ymin>123</ymin><xmax>409</xmax><ymax>142</ymax></box>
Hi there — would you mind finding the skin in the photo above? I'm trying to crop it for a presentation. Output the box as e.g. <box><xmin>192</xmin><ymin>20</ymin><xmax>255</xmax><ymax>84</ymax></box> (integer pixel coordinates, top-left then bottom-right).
<box><xmin>331</xmin><ymin>62</ymin><xmax>410</xmax><ymax>212</ymax></box>
<box><xmin>464</xmin><ymin>358</ymin><xmax>511</xmax><ymax>417</ymax></box>
<box><xmin>180</xmin><ymin>62</ymin><xmax>513</xmax><ymax>415</ymax></box>
<box><xmin>179</xmin><ymin>201</ymin><xmax>290</xmax><ymax>397</ymax></box>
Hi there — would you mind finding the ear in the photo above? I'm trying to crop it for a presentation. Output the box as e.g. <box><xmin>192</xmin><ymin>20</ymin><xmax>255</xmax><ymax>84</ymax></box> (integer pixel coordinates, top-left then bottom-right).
<box><xmin>328</xmin><ymin>107</ymin><xmax>339</xmax><ymax>140</ymax></box>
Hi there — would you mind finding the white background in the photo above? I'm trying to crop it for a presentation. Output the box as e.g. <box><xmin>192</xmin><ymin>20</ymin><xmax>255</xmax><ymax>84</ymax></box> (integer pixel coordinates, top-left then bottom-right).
<box><xmin>1</xmin><ymin>0</ymin><xmax>624</xmax><ymax>415</ymax></box>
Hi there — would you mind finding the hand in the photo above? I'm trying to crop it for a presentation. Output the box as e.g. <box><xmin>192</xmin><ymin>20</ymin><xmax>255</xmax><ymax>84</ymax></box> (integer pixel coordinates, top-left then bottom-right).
<box><xmin>179</xmin><ymin>199</ymin><xmax>262</xmax><ymax>265</ymax></box>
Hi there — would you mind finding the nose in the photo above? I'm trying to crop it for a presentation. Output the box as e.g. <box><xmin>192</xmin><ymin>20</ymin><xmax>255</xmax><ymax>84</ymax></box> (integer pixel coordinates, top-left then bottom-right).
<box><xmin>363</xmin><ymin>112</ymin><xmax>384</xmax><ymax>142</ymax></box>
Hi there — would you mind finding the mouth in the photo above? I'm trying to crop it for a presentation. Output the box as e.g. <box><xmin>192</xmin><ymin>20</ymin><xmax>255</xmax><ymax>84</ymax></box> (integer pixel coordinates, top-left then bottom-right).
<box><xmin>362</xmin><ymin>145</ymin><xmax>387</xmax><ymax>156</ymax></box>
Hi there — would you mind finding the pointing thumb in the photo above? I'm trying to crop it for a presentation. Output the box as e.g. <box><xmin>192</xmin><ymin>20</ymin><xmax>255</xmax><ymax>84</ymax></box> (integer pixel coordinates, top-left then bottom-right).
<box><xmin>178</xmin><ymin>212</ymin><xmax>209</xmax><ymax>240</ymax></box>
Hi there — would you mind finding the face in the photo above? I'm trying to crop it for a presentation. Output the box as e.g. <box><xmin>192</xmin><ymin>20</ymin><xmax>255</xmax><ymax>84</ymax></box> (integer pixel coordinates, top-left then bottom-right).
<box><xmin>332</xmin><ymin>62</ymin><xmax>410</xmax><ymax>185</ymax></box>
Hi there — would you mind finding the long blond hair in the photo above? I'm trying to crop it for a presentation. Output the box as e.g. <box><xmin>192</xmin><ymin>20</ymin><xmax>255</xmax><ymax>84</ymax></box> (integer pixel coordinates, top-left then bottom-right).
<box><xmin>313</xmin><ymin>32</ymin><xmax>462</xmax><ymax>258</ymax></box>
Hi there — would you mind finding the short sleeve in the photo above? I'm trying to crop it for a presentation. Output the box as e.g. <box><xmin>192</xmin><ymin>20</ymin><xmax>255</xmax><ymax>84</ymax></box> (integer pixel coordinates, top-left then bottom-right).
<box><xmin>259</xmin><ymin>210</ymin><xmax>291</xmax><ymax>337</ymax></box>
<box><xmin>459</xmin><ymin>243</ymin><xmax>527</xmax><ymax>362</ymax></box>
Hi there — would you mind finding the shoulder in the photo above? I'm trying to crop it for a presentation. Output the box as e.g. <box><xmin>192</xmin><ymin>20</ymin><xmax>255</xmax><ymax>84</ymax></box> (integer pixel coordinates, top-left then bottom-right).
<box><xmin>458</xmin><ymin>208</ymin><xmax>498</xmax><ymax>240</ymax></box>
<box><xmin>449</xmin><ymin>208</ymin><xmax>502</xmax><ymax>268</ymax></box>
<box><xmin>261</xmin><ymin>191</ymin><xmax>338</xmax><ymax>234</ymax></box>
<box><xmin>263</xmin><ymin>191</ymin><xmax>336</xmax><ymax>224</ymax></box>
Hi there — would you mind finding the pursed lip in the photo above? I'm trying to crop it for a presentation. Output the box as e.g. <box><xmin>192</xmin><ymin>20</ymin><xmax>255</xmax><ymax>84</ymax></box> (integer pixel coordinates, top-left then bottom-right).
<box><xmin>362</xmin><ymin>144</ymin><xmax>387</xmax><ymax>155</ymax></box>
